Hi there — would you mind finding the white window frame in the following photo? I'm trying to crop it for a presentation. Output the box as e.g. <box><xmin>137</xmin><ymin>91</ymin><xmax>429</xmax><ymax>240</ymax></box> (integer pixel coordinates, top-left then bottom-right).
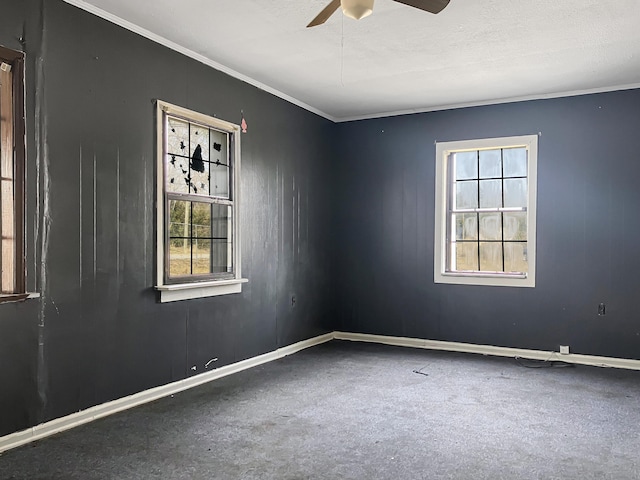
<box><xmin>155</xmin><ymin>100</ymin><xmax>247</xmax><ymax>302</ymax></box>
<box><xmin>434</xmin><ymin>134</ymin><xmax>538</xmax><ymax>288</ymax></box>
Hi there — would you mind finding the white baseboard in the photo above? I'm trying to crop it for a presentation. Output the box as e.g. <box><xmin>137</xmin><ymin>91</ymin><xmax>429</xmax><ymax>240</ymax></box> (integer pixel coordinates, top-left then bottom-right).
<box><xmin>3</xmin><ymin>330</ymin><xmax>639</xmax><ymax>455</ymax></box>
<box><xmin>333</xmin><ymin>331</ymin><xmax>640</xmax><ymax>371</ymax></box>
<box><xmin>0</xmin><ymin>332</ymin><xmax>333</xmax><ymax>454</ymax></box>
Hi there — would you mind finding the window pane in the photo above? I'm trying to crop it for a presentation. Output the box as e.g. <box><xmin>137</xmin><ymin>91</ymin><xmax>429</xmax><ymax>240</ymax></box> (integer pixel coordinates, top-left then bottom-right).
<box><xmin>504</xmin><ymin>178</ymin><xmax>527</xmax><ymax>208</ymax></box>
<box><xmin>503</xmin><ymin>148</ymin><xmax>527</xmax><ymax>177</ymax></box>
<box><xmin>479</xmin><ymin>149</ymin><xmax>501</xmax><ymax>178</ymax></box>
<box><xmin>454</xmin><ymin>213</ymin><xmax>478</xmax><ymax>241</ymax></box>
<box><xmin>169</xmin><ymin>238</ymin><xmax>191</xmax><ymax>277</ymax></box>
<box><xmin>169</xmin><ymin>200</ymin><xmax>190</xmax><ymax>238</ymax></box>
<box><xmin>166</xmin><ymin>154</ymin><xmax>190</xmax><ymax>194</ymax></box>
<box><xmin>504</xmin><ymin>242</ymin><xmax>528</xmax><ymax>273</ymax></box>
<box><xmin>479</xmin><ymin>242</ymin><xmax>503</xmax><ymax>271</ymax></box>
<box><xmin>503</xmin><ymin>212</ymin><xmax>527</xmax><ymax>241</ymax></box>
<box><xmin>192</xmin><ymin>202</ymin><xmax>212</xmax><ymax>238</ymax></box>
<box><xmin>453</xmin><ymin>242</ymin><xmax>478</xmax><ymax>271</ymax></box>
<box><xmin>190</xmin><ymin>125</ymin><xmax>210</xmax><ymax>161</ymax></box>
<box><xmin>210</xmin><ymin>129</ymin><xmax>230</xmax><ymax>198</ymax></box>
<box><xmin>166</xmin><ymin>117</ymin><xmax>190</xmax><ymax>194</ymax></box>
<box><xmin>479</xmin><ymin>213</ymin><xmax>501</xmax><ymax>240</ymax></box>
<box><xmin>212</xmin><ymin>204</ymin><xmax>233</xmax><ymax>273</ymax></box>
<box><xmin>190</xmin><ymin>159</ymin><xmax>210</xmax><ymax>196</ymax></box>
<box><xmin>455</xmin><ymin>180</ymin><xmax>478</xmax><ymax>209</ymax></box>
<box><xmin>189</xmin><ymin>125</ymin><xmax>209</xmax><ymax>194</ymax></box>
<box><xmin>167</xmin><ymin>117</ymin><xmax>189</xmax><ymax>156</ymax></box>
<box><xmin>192</xmin><ymin>239</ymin><xmax>211</xmax><ymax>275</ymax></box>
<box><xmin>454</xmin><ymin>152</ymin><xmax>477</xmax><ymax>180</ymax></box>
<box><xmin>479</xmin><ymin>179</ymin><xmax>502</xmax><ymax>208</ymax></box>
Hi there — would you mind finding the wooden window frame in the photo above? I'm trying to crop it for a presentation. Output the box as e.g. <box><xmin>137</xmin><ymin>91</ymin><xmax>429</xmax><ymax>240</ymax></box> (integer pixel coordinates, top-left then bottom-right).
<box><xmin>0</xmin><ymin>45</ymin><xmax>26</xmax><ymax>302</ymax></box>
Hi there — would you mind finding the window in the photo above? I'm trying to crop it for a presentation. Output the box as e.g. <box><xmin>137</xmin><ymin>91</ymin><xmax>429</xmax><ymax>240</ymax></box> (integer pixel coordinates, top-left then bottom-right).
<box><xmin>0</xmin><ymin>46</ymin><xmax>26</xmax><ymax>301</ymax></box>
<box><xmin>434</xmin><ymin>135</ymin><xmax>538</xmax><ymax>287</ymax></box>
<box><xmin>155</xmin><ymin>101</ymin><xmax>246</xmax><ymax>302</ymax></box>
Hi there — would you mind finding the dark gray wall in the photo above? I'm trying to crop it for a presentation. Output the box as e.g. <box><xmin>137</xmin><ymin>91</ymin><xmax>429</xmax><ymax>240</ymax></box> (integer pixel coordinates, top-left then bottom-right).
<box><xmin>0</xmin><ymin>0</ymin><xmax>334</xmax><ymax>436</ymax></box>
<box><xmin>334</xmin><ymin>89</ymin><xmax>640</xmax><ymax>360</ymax></box>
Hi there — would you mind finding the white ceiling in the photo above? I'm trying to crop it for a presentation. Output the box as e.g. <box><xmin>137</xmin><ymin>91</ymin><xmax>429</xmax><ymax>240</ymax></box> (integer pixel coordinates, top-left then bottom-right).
<box><xmin>65</xmin><ymin>0</ymin><xmax>640</xmax><ymax>122</ymax></box>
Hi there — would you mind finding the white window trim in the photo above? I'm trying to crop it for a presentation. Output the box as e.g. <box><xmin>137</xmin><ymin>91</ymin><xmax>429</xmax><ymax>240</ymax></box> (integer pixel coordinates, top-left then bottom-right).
<box><xmin>155</xmin><ymin>100</ymin><xmax>247</xmax><ymax>302</ymax></box>
<box><xmin>434</xmin><ymin>134</ymin><xmax>538</xmax><ymax>288</ymax></box>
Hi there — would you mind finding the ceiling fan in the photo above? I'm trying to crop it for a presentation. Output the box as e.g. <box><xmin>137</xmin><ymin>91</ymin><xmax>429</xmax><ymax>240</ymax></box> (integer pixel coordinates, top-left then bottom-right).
<box><xmin>307</xmin><ymin>0</ymin><xmax>450</xmax><ymax>27</ymax></box>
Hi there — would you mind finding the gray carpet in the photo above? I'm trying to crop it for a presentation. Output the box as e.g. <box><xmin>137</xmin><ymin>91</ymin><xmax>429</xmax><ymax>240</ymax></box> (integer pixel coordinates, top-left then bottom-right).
<box><xmin>1</xmin><ymin>340</ymin><xmax>639</xmax><ymax>479</ymax></box>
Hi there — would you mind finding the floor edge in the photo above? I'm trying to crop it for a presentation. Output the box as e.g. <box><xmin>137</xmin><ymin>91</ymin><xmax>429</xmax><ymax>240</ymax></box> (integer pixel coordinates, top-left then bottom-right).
<box><xmin>0</xmin><ymin>332</ymin><xmax>334</xmax><ymax>454</ymax></box>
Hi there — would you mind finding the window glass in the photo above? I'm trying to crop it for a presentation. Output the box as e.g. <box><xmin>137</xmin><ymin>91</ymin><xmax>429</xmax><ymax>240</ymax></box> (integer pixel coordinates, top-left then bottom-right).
<box><xmin>479</xmin><ymin>149</ymin><xmax>501</xmax><ymax>178</ymax></box>
<box><xmin>479</xmin><ymin>179</ymin><xmax>502</xmax><ymax>208</ymax></box>
<box><xmin>503</xmin><ymin>148</ymin><xmax>527</xmax><ymax>177</ymax></box>
<box><xmin>503</xmin><ymin>178</ymin><xmax>527</xmax><ymax>208</ymax></box>
<box><xmin>210</xmin><ymin>129</ymin><xmax>229</xmax><ymax>198</ymax></box>
<box><xmin>455</xmin><ymin>181</ymin><xmax>478</xmax><ymax>209</ymax></box>
<box><xmin>454</xmin><ymin>152</ymin><xmax>477</xmax><ymax>180</ymax></box>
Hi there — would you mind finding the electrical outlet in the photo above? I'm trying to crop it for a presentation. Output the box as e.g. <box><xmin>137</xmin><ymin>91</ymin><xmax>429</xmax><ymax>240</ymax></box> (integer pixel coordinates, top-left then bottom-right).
<box><xmin>559</xmin><ymin>345</ymin><xmax>570</xmax><ymax>355</ymax></box>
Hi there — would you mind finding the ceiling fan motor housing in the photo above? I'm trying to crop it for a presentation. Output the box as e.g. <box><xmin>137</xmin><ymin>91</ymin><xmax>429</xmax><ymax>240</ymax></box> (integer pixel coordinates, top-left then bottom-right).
<box><xmin>342</xmin><ymin>0</ymin><xmax>375</xmax><ymax>20</ymax></box>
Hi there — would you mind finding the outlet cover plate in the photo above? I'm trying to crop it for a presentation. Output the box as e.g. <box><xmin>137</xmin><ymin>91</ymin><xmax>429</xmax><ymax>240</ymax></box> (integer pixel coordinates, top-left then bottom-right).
<box><xmin>560</xmin><ymin>345</ymin><xmax>570</xmax><ymax>355</ymax></box>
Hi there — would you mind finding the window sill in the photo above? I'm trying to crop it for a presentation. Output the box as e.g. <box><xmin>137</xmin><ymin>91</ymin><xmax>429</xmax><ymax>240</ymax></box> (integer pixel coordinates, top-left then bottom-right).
<box><xmin>435</xmin><ymin>271</ymin><xmax>534</xmax><ymax>288</ymax></box>
<box><xmin>155</xmin><ymin>279</ymin><xmax>248</xmax><ymax>303</ymax></box>
<box><xmin>0</xmin><ymin>292</ymin><xmax>40</xmax><ymax>304</ymax></box>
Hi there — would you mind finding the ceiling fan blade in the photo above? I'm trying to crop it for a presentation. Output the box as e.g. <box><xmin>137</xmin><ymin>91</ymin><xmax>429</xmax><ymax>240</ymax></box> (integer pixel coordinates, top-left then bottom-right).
<box><xmin>392</xmin><ymin>0</ymin><xmax>450</xmax><ymax>14</ymax></box>
<box><xmin>307</xmin><ymin>0</ymin><xmax>342</xmax><ymax>27</ymax></box>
